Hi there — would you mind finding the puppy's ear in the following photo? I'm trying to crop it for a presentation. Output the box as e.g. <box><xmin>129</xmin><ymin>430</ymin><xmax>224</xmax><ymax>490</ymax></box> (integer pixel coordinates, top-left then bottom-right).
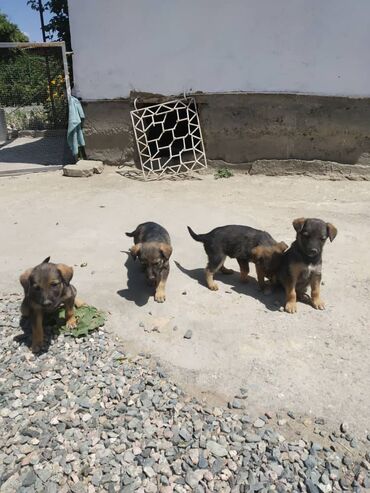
<box><xmin>57</xmin><ymin>264</ymin><xmax>73</xmax><ymax>285</ymax></box>
<box><xmin>42</xmin><ymin>256</ymin><xmax>50</xmax><ymax>263</ymax></box>
<box><xmin>277</xmin><ymin>241</ymin><xmax>289</xmax><ymax>252</ymax></box>
<box><xmin>160</xmin><ymin>244</ymin><xmax>172</xmax><ymax>260</ymax></box>
<box><xmin>293</xmin><ymin>217</ymin><xmax>306</xmax><ymax>233</ymax></box>
<box><xmin>19</xmin><ymin>268</ymin><xmax>33</xmax><ymax>293</ymax></box>
<box><xmin>251</xmin><ymin>246</ymin><xmax>263</xmax><ymax>263</ymax></box>
<box><xmin>130</xmin><ymin>243</ymin><xmax>142</xmax><ymax>260</ymax></box>
<box><xmin>326</xmin><ymin>223</ymin><xmax>337</xmax><ymax>242</ymax></box>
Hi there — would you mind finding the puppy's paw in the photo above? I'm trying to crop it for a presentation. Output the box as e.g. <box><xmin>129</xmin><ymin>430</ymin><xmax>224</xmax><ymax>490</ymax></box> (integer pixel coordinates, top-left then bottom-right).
<box><xmin>154</xmin><ymin>291</ymin><xmax>166</xmax><ymax>303</ymax></box>
<box><xmin>208</xmin><ymin>283</ymin><xmax>219</xmax><ymax>291</ymax></box>
<box><xmin>66</xmin><ymin>316</ymin><xmax>77</xmax><ymax>329</ymax></box>
<box><xmin>31</xmin><ymin>341</ymin><xmax>43</xmax><ymax>354</ymax></box>
<box><xmin>285</xmin><ymin>301</ymin><xmax>297</xmax><ymax>314</ymax></box>
<box><xmin>312</xmin><ymin>298</ymin><xmax>325</xmax><ymax>310</ymax></box>
<box><xmin>240</xmin><ymin>275</ymin><xmax>250</xmax><ymax>283</ymax></box>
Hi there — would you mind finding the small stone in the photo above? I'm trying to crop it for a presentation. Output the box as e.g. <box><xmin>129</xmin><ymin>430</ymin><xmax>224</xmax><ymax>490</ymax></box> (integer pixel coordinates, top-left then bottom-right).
<box><xmin>183</xmin><ymin>330</ymin><xmax>192</xmax><ymax>339</ymax></box>
<box><xmin>22</xmin><ymin>470</ymin><xmax>37</xmax><ymax>487</ymax></box>
<box><xmin>185</xmin><ymin>470</ymin><xmax>203</xmax><ymax>488</ymax></box>
<box><xmin>305</xmin><ymin>480</ymin><xmax>320</xmax><ymax>493</ymax></box>
<box><xmin>253</xmin><ymin>418</ymin><xmax>265</xmax><ymax>428</ymax></box>
<box><xmin>277</xmin><ymin>419</ymin><xmax>287</xmax><ymax>426</ymax></box>
<box><xmin>340</xmin><ymin>422</ymin><xmax>349</xmax><ymax>433</ymax></box>
<box><xmin>206</xmin><ymin>440</ymin><xmax>228</xmax><ymax>457</ymax></box>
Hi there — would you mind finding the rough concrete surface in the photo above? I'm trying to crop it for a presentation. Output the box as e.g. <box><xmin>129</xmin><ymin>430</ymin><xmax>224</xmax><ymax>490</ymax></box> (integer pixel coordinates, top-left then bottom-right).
<box><xmin>0</xmin><ymin>135</ymin><xmax>73</xmax><ymax>175</ymax></box>
<box><xmin>63</xmin><ymin>159</ymin><xmax>104</xmax><ymax>177</ymax></box>
<box><xmin>0</xmin><ymin>169</ymin><xmax>369</xmax><ymax>436</ymax></box>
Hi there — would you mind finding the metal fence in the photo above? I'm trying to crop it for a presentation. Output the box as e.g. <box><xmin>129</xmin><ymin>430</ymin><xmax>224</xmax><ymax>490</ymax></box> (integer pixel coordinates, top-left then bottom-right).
<box><xmin>0</xmin><ymin>42</ymin><xmax>72</xmax><ymax>171</ymax></box>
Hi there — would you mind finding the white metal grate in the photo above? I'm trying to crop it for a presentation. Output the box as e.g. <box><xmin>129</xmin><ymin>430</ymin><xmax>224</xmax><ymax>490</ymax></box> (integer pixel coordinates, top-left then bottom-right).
<box><xmin>131</xmin><ymin>97</ymin><xmax>207</xmax><ymax>179</ymax></box>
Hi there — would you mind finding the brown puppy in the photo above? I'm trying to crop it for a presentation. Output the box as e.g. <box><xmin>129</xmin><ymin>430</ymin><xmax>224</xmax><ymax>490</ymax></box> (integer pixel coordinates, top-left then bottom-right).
<box><xmin>276</xmin><ymin>218</ymin><xmax>337</xmax><ymax>313</ymax></box>
<box><xmin>20</xmin><ymin>257</ymin><xmax>78</xmax><ymax>353</ymax></box>
<box><xmin>126</xmin><ymin>222</ymin><xmax>172</xmax><ymax>303</ymax></box>
<box><xmin>250</xmin><ymin>241</ymin><xmax>289</xmax><ymax>290</ymax></box>
<box><xmin>188</xmin><ymin>224</ymin><xmax>288</xmax><ymax>291</ymax></box>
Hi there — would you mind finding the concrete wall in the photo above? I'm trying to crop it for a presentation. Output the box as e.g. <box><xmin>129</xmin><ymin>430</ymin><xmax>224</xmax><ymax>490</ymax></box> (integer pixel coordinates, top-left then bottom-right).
<box><xmin>83</xmin><ymin>94</ymin><xmax>370</xmax><ymax>166</ymax></box>
<box><xmin>69</xmin><ymin>0</ymin><xmax>370</xmax><ymax>99</ymax></box>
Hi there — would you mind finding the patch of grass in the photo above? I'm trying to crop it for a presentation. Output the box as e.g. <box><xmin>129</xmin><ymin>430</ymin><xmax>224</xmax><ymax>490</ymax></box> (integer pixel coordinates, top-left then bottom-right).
<box><xmin>48</xmin><ymin>305</ymin><xmax>106</xmax><ymax>338</ymax></box>
<box><xmin>214</xmin><ymin>167</ymin><xmax>233</xmax><ymax>179</ymax></box>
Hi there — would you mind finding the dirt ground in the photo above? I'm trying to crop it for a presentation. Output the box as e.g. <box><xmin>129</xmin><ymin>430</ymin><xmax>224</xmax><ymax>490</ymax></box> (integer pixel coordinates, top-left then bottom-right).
<box><xmin>0</xmin><ymin>168</ymin><xmax>369</xmax><ymax>436</ymax></box>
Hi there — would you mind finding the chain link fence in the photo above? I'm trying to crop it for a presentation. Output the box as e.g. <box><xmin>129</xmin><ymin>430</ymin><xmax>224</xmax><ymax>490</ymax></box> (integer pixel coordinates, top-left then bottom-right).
<box><xmin>0</xmin><ymin>42</ymin><xmax>72</xmax><ymax>171</ymax></box>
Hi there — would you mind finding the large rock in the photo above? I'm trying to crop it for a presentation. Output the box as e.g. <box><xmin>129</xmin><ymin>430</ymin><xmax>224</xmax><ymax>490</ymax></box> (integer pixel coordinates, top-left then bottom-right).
<box><xmin>63</xmin><ymin>160</ymin><xmax>104</xmax><ymax>177</ymax></box>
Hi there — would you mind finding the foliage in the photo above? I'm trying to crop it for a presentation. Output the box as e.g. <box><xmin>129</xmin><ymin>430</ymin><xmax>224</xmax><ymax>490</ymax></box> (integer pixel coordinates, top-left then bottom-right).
<box><xmin>51</xmin><ymin>305</ymin><xmax>107</xmax><ymax>338</ymax></box>
<box><xmin>0</xmin><ymin>11</ymin><xmax>29</xmax><ymax>42</ymax></box>
<box><xmin>27</xmin><ymin>0</ymin><xmax>71</xmax><ymax>51</ymax></box>
<box><xmin>214</xmin><ymin>167</ymin><xmax>234</xmax><ymax>179</ymax></box>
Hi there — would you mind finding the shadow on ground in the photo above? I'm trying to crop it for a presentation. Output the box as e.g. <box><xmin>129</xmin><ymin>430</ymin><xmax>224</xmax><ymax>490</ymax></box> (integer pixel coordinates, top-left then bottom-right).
<box><xmin>117</xmin><ymin>252</ymin><xmax>154</xmax><ymax>307</ymax></box>
<box><xmin>174</xmin><ymin>260</ymin><xmax>283</xmax><ymax>311</ymax></box>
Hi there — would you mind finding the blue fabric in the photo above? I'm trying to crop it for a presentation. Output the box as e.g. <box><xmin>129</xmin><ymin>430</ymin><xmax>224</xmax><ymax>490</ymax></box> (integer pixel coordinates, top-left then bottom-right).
<box><xmin>67</xmin><ymin>96</ymin><xmax>85</xmax><ymax>157</ymax></box>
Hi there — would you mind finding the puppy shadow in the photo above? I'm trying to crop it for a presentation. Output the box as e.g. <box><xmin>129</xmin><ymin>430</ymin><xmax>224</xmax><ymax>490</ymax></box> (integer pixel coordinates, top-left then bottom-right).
<box><xmin>117</xmin><ymin>252</ymin><xmax>153</xmax><ymax>307</ymax></box>
<box><xmin>14</xmin><ymin>315</ymin><xmax>59</xmax><ymax>355</ymax></box>
<box><xmin>174</xmin><ymin>260</ymin><xmax>283</xmax><ymax>311</ymax></box>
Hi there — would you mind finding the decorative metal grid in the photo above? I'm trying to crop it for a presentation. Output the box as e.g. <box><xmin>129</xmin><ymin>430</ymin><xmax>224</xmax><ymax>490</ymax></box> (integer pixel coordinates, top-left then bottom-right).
<box><xmin>131</xmin><ymin>97</ymin><xmax>207</xmax><ymax>179</ymax></box>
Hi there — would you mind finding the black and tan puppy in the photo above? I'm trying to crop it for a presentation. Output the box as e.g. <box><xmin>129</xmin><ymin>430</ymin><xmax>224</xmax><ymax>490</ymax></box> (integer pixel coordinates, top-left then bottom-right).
<box><xmin>277</xmin><ymin>218</ymin><xmax>337</xmax><ymax>313</ymax></box>
<box><xmin>20</xmin><ymin>257</ymin><xmax>78</xmax><ymax>352</ymax></box>
<box><xmin>187</xmin><ymin>225</ymin><xmax>288</xmax><ymax>291</ymax></box>
<box><xmin>126</xmin><ymin>222</ymin><xmax>172</xmax><ymax>303</ymax></box>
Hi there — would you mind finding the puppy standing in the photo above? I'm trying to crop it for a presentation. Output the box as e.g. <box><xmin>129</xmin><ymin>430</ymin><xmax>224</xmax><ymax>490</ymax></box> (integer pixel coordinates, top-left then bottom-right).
<box><xmin>277</xmin><ymin>218</ymin><xmax>337</xmax><ymax>313</ymax></box>
<box><xmin>187</xmin><ymin>225</ymin><xmax>288</xmax><ymax>291</ymax></box>
<box><xmin>126</xmin><ymin>222</ymin><xmax>172</xmax><ymax>303</ymax></box>
<box><xmin>20</xmin><ymin>257</ymin><xmax>79</xmax><ymax>352</ymax></box>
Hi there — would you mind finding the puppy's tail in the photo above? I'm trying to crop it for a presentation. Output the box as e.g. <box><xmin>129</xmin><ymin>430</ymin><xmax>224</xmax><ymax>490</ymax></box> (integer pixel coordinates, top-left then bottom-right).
<box><xmin>187</xmin><ymin>226</ymin><xmax>206</xmax><ymax>243</ymax></box>
<box><xmin>125</xmin><ymin>230</ymin><xmax>135</xmax><ymax>238</ymax></box>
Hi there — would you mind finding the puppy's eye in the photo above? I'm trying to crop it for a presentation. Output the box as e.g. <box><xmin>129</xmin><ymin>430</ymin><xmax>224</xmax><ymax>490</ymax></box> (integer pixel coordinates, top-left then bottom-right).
<box><xmin>32</xmin><ymin>284</ymin><xmax>40</xmax><ymax>291</ymax></box>
<box><xmin>51</xmin><ymin>281</ymin><xmax>60</xmax><ymax>287</ymax></box>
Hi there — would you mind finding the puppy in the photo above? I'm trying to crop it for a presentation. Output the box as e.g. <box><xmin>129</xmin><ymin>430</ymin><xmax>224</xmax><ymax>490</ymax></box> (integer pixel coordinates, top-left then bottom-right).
<box><xmin>250</xmin><ymin>241</ymin><xmax>289</xmax><ymax>290</ymax></box>
<box><xmin>126</xmin><ymin>222</ymin><xmax>172</xmax><ymax>303</ymax></box>
<box><xmin>187</xmin><ymin>225</ymin><xmax>288</xmax><ymax>291</ymax></box>
<box><xmin>277</xmin><ymin>218</ymin><xmax>337</xmax><ymax>313</ymax></box>
<box><xmin>20</xmin><ymin>257</ymin><xmax>78</xmax><ymax>352</ymax></box>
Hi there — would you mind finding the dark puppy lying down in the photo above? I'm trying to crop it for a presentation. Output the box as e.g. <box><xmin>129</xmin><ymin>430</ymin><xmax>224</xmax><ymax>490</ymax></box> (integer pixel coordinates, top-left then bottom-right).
<box><xmin>188</xmin><ymin>225</ymin><xmax>288</xmax><ymax>291</ymax></box>
<box><xmin>277</xmin><ymin>217</ymin><xmax>337</xmax><ymax>313</ymax></box>
<box><xmin>126</xmin><ymin>222</ymin><xmax>172</xmax><ymax>303</ymax></box>
<box><xmin>20</xmin><ymin>257</ymin><xmax>81</xmax><ymax>353</ymax></box>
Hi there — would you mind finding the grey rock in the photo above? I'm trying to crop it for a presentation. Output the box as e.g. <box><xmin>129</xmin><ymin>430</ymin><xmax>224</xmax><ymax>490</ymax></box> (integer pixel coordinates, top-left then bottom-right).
<box><xmin>206</xmin><ymin>440</ymin><xmax>228</xmax><ymax>457</ymax></box>
<box><xmin>183</xmin><ymin>329</ymin><xmax>192</xmax><ymax>339</ymax></box>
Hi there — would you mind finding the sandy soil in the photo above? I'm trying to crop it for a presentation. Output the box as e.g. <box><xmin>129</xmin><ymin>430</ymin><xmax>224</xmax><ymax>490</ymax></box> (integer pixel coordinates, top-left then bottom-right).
<box><xmin>0</xmin><ymin>168</ymin><xmax>369</xmax><ymax>436</ymax></box>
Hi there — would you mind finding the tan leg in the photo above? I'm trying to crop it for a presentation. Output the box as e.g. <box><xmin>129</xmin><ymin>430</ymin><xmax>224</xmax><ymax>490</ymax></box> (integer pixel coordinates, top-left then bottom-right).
<box><xmin>155</xmin><ymin>279</ymin><xmax>167</xmax><ymax>303</ymax></box>
<box><xmin>237</xmin><ymin>259</ymin><xmax>250</xmax><ymax>283</ymax></box>
<box><xmin>32</xmin><ymin>309</ymin><xmax>44</xmax><ymax>353</ymax></box>
<box><xmin>284</xmin><ymin>282</ymin><xmax>297</xmax><ymax>313</ymax></box>
<box><xmin>65</xmin><ymin>299</ymin><xmax>77</xmax><ymax>329</ymax></box>
<box><xmin>311</xmin><ymin>274</ymin><xmax>325</xmax><ymax>310</ymax></box>
<box><xmin>205</xmin><ymin>268</ymin><xmax>219</xmax><ymax>291</ymax></box>
<box><xmin>255</xmin><ymin>264</ymin><xmax>266</xmax><ymax>290</ymax></box>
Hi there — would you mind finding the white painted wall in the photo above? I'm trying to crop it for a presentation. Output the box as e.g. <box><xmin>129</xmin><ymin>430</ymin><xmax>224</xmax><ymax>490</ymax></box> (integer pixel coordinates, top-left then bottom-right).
<box><xmin>69</xmin><ymin>0</ymin><xmax>370</xmax><ymax>99</ymax></box>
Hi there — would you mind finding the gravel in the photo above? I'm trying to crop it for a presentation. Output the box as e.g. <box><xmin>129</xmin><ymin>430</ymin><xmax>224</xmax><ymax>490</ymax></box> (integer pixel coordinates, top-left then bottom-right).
<box><xmin>0</xmin><ymin>294</ymin><xmax>369</xmax><ymax>493</ymax></box>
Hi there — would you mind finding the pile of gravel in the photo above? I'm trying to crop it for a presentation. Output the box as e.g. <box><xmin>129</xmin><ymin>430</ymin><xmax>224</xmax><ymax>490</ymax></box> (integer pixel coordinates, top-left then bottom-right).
<box><xmin>0</xmin><ymin>294</ymin><xmax>369</xmax><ymax>493</ymax></box>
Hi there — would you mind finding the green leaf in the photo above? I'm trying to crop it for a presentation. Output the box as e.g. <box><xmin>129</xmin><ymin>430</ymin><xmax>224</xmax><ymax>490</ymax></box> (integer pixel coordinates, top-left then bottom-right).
<box><xmin>49</xmin><ymin>305</ymin><xmax>106</xmax><ymax>338</ymax></box>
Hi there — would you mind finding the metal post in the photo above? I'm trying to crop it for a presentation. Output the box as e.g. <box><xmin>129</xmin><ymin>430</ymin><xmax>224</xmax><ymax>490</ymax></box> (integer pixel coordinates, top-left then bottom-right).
<box><xmin>37</xmin><ymin>0</ymin><xmax>57</xmax><ymax>127</ymax></box>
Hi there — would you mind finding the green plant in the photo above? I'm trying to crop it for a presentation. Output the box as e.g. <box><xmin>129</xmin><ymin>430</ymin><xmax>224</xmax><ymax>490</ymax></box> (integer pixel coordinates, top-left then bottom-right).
<box><xmin>48</xmin><ymin>305</ymin><xmax>107</xmax><ymax>338</ymax></box>
<box><xmin>214</xmin><ymin>167</ymin><xmax>233</xmax><ymax>179</ymax></box>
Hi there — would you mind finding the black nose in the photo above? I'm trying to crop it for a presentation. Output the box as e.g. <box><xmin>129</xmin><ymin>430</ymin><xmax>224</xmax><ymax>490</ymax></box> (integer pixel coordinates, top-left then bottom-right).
<box><xmin>309</xmin><ymin>248</ymin><xmax>319</xmax><ymax>256</ymax></box>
